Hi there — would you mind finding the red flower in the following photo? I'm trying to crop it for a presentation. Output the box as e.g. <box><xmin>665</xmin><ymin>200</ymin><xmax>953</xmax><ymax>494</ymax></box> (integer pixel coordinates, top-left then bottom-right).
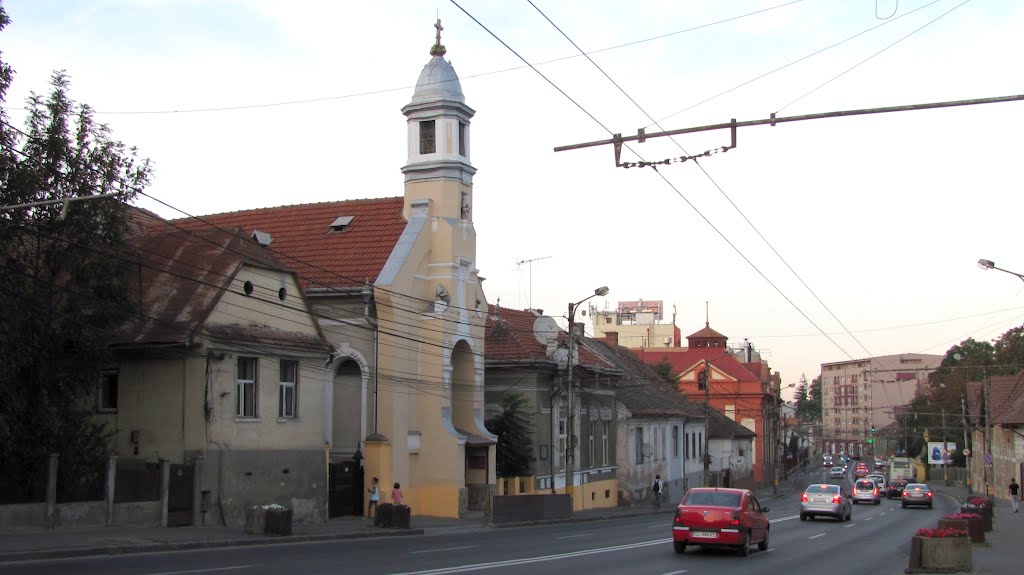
<box><xmin>916</xmin><ymin>527</ymin><xmax>968</xmax><ymax>538</ymax></box>
<box><xmin>943</xmin><ymin>513</ymin><xmax>981</xmax><ymax>520</ymax></box>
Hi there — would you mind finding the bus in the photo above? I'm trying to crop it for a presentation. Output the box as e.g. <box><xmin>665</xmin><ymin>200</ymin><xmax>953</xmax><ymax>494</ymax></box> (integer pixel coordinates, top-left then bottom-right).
<box><xmin>889</xmin><ymin>456</ymin><xmax>912</xmax><ymax>481</ymax></box>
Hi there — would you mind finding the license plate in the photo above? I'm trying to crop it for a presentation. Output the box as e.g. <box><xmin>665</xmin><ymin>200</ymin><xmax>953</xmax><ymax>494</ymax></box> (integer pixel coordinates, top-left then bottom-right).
<box><xmin>911</xmin><ymin>493</ymin><xmax>923</xmax><ymax>497</ymax></box>
<box><xmin>691</xmin><ymin>531</ymin><xmax>717</xmax><ymax>538</ymax></box>
<box><xmin>812</xmin><ymin>496</ymin><xmax>829</xmax><ymax>502</ymax></box>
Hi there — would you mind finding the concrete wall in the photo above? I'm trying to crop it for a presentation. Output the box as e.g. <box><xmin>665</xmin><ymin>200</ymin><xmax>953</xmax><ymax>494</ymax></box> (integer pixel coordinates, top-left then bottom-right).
<box><xmin>53</xmin><ymin>501</ymin><xmax>106</xmax><ymax>528</ymax></box>
<box><xmin>0</xmin><ymin>503</ymin><xmax>45</xmax><ymax>529</ymax></box>
<box><xmin>201</xmin><ymin>448</ymin><xmax>326</xmax><ymax>527</ymax></box>
<box><xmin>112</xmin><ymin>501</ymin><xmax>161</xmax><ymax>527</ymax></box>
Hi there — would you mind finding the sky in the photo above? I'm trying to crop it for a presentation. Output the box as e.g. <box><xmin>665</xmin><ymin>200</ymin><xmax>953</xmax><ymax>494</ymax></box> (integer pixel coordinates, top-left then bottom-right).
<box><xmin>3</xmin><ymin>0</ymin><xmax>1023</xmax><ymax>399</ymax></box>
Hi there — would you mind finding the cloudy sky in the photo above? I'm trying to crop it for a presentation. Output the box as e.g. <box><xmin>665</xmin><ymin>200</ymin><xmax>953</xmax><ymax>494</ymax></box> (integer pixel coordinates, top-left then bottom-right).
<box><xmin>3</xmin><ymin>0</ymin><xmax>1023</xmax><ymax>396</ymax></box>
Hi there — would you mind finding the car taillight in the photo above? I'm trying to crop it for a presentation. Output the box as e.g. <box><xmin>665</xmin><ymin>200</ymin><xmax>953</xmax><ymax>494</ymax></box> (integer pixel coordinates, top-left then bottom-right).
<box><xmin>674</xmin><ymin>509</ymin><xmax>681</xmax><ymax>523</ymax></box>
<box><xmin>853</xmin><ymin>488</ymin><xmax>858</xmax><ymax>495</ymax></box>
<box><xmin>730</xmin><ymin>511</ymin><xmax>741</xmax><ymax>526</ymax></box>
<box><xmin>801</xmin><ymin>493</ymin><xmax>808</xmax><ymax>502</ymax></box>
<box><xmin>873</xmin><ymin>488</ymin><xmax>879</xmax><ymax>495</ymax></box>
<box><xmin>902</xmin><ymin>492</ymin><xmax>909</xmax><ymax>498</ymax></box>
<box><xmin>832</xmin><ymin>495</ymin><xmax>842</xmax><ymax>504</ymax></box>
<box><xmin>926</xmin><ymin>491</ymin><xmax>933</xmax><ymax>497</ymax></box>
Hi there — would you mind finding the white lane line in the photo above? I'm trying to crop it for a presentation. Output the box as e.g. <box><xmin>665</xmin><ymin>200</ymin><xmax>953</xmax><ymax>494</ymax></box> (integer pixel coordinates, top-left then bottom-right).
<box><xmin>411</xmin><ymin>545</ymin><xmax>477</xmax><ymax>554</ymax></box>
<box><xmin>844</xmin><ymin>523</ymin><xmax>856</xmax><ymax>528</ymax></box>
<box><xmin>393</xmin><ymin>539</ymin><xmax>670</xmax><ymax>575</ymax></box>
<box><xmin>656</xmin><ymin>570</ymin><xmax>688</xmax><ymax>575</ymax></box>
<box><xmin>865</xmin><ymin>517</ymin><xmax>873</xmax><ymax>521</ymax></box>
<box><xmin>809</xmin><ymin>533</ymin><xmax>827</xmax><ymax>540</ymax></box>
<box><xmin>144</xmin><ymin>567</ymin><xmax>255</xmax><ymax>575</ymax></box>
<box><xmin>770</xmin><ymin>514</ymin><xmax>800</xmax><ymax>523</ymax></box>
<box><xmin>557</xmin><ymin>533</ymin><xmax>593</xmax><ymax>539</ymax></box>
<box><xmin>648</xmin><ymin>523</ymin><xmax>670</xmax><ymax>528</ymax></box>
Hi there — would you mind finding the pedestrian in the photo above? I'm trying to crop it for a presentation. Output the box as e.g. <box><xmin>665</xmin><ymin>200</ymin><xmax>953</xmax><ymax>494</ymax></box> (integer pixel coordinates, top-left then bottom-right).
<box><xmin>1010</xmin><ymin>478</ymin><xmax>1020</xmax><ymax>513</ymax></box>
<box><xmin>652</xmin><ymin>474</ymin><xmax>664</xmax><ymax>508</ymax></box>
<box><xmin>392</xmin><ymin>482</ymin><xmax>404</xmax><ymax>506</ymax></box>
<box><xmin>367</xmin><ymin>477</ymin><xmax>380</xmax><ymax>518</ymax></box>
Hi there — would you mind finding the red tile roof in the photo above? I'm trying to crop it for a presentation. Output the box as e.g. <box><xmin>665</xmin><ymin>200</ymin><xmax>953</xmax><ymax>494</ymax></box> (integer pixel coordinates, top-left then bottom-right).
<box><xmin>162</xmin><ymin>197</ymin><xmax>407</xmax><ymax>289</ymax></box>
<box><xmin>687</xmin><ymin>323</ymin><xmax>727</xmax><ymax>340</ymax></box>
<box><xmin>484</xmin><ymin>306</ymin><xmax>613</xmax><ymax>369</ymax></box>
<box><xmin>634</xmin><ymin>347</ymin><xmax>760</xmax><ymax>382</ymax></box>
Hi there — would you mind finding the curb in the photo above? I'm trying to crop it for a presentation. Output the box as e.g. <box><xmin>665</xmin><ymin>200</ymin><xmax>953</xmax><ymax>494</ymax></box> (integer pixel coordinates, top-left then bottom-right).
<box><xmin>0</xmin><ymin>528</ymin><xmax>424</xmax><ymax>564</ymax></box>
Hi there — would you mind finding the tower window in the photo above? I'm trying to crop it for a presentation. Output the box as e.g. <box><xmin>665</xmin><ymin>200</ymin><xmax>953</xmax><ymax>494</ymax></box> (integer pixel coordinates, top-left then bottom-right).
<box><xmin>458</xmin><ymin>122</ymin><xmax>466</xmax><ymax>156</ymax></box>
<box><xmin>419</xmin><ymin>120</ymin><xmax>436</xmax><ymax>154</ymax></box>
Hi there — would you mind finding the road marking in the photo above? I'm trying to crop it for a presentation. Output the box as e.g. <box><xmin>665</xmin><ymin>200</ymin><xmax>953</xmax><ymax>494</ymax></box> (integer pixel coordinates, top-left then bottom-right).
<box><xmin>770</xmin><ymin>514</ymin><xmax>799</xmax><ymax>523</ymax></box>
<box><xmin>844</xmin><ymin>523</ymin><xmax>856</xmax><ymax>528</ymax></box>
<box><xmin>865</xmin><ymin>517</ymin><xmax>873</xmax><ymax>521</ymax></box>
<box><xmin>648</xmin><ymin>523</ymin><xmax>670</xmax><ymax>528</ymax></box>
<box><xmin>809</xmin><ymin>533</ymin><xmax>826</xmax><ymax>540</ymax></box>
<box><xmin>144</xmin><ymin>567</ymin><xmax>255</xmax><ymax>575</ymax></box>
<box><xmin>656</xmin><ymin>571</ymin><xmax>688</xmax><ymax>575</ymax></box>
<box><xmin>557</xmin><ymin>533</ymin><xmax>593</xmax><ymax>539</ymax></box>
<box><xmin>411</xmin><ymin>546</ymin><xmax>477</xmax><ymax>554</ymax></box>
<box><xmin>391</xmin><ymin>539</ymin><xmax>670</xmax><ymax>575</ymax></box>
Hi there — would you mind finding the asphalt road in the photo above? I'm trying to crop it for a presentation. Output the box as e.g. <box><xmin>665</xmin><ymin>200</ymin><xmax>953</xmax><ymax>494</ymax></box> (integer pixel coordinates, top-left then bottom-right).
<box><xmin>1</xmin><ymin>468</ymin><xmax>955</xmax><ymax>575</ymax></box>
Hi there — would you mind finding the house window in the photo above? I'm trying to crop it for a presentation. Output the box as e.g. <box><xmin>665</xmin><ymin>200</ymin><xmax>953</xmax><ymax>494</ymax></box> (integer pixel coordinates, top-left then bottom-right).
<box><xmin>672</xmin><ymin>425</ymin><xmax>679</xmax><ymax>458</ymax></box>
<box><xmin>279</xmin><ymin>360</ymin><xmax>298</xmax><ymax>418</ymax></box>
<box><xmin>419</xmin><ymin>120</ymin><xmax>436</xmax><ymax>154</ymax></box>
<box><xmin>698</xmin><ymin>432</ymin><xmax>703</xmax><ymax>459</ymax></box>
<box><xmin>602</xmin><ymin>421</ymin><xmax>609</xmax><ymax>466</ymax></box>
<box><xmin>98</xmin><ymin>372</ymin><xmax>118</xmax><ymax>412</ymax></box>
<box><xmin>589</xmin><ymin>420</ymin><xmax>596</xmax><ymax>467</ymax></box>
<box><xmin>458</xmin><ymin>121</ymin><xmax>466</xmax><ymax>156</ymax></box>
<box><xmin>636</xmin><ymin>427</ymin><xmax>644</xmax><ymax>464</ymax></box>
<box><xmin>236</xmin><ymin>357</ymin><xmax>258</xmax><ymax>418</ymax></box>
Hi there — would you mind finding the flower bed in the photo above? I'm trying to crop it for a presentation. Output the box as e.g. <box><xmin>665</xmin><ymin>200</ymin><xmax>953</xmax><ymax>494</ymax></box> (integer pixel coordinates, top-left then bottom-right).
<box><xmin>907</xmin><ymin>529</ymin><xmax>972</xmax><ymax>573</ymax></box>
<box><xmin>961</xmin><ymin>498</ymin><xmax>993</xmax><ymax>532</ymax></box>
<box><xmin>941</xmin><ymin>513</ymin><xmax>984</xmax><ymax>543</ymax></box>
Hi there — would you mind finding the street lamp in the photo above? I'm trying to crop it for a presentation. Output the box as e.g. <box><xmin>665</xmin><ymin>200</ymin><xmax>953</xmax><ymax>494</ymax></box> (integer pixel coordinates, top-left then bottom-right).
<box><xmin>977</xmin><ymin>258</ymin><xmax>1024</xmax><ymax>283</ymax></box>
<box><xmin>565</xmin><ymin>286</ymin><xmax>609</xmax><ymax>508</ymax></box>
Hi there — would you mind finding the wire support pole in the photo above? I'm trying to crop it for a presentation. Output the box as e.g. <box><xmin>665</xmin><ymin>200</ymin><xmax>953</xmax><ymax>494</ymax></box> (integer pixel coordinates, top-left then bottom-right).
<box><xmin>553</xmin><ymin>94</ymin><xmax>1024</xmax><ymax>154</ymax></box>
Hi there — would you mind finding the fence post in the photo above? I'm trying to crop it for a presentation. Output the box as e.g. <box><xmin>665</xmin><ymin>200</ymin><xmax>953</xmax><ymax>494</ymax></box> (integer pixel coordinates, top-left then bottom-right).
<box><xmin>106</xmin><ymin>454</ymin><xmax>118</xmax><ymax>526</ymax></box>
<box><xmin>192</xmin><ymin>456</ymin><xmax>204</xmax><ymax>526</ymax></box>
<box><xmin>46</xmin><ymin>453</ymin><xmax>59</xmax><ymax>530</ymax></box>
<box><xmin>159</xmin><ymin>459</ymin><xmax>170</xmax><ymax>528</ymax></box>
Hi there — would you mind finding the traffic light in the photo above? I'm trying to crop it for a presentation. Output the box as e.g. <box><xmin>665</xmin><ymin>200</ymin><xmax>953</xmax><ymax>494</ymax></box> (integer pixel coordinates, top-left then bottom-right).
<box><xmin>867</xmin><ymin>438</ymin><xmax>874</xmax><ymax>444</ymax></box>
<box><xmin>871</xmin><ymin>425</ymin><xmax>875</xmax><ymax>433</ymax></box>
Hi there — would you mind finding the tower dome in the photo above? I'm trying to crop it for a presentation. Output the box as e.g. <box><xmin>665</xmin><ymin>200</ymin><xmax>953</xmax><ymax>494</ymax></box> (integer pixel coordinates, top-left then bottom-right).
<box><xmin>410</xmin><ymin>56</ymin><xmax>465</xmax><ymax>105</ymax></box>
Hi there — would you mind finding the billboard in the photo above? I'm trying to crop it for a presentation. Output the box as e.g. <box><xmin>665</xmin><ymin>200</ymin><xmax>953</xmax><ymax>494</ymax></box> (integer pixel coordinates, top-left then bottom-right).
<box><xmin>927</xmin><ymin>442</ymin><xmax>957</xmax><ymax>465</ymax></box>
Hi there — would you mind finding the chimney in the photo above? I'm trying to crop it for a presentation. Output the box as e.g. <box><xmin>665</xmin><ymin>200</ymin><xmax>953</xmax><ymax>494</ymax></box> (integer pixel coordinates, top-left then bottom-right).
<box><xmin>606</xmin><ymin>331</ymin><xmax>619</xmax><ymax>347</ymax></box>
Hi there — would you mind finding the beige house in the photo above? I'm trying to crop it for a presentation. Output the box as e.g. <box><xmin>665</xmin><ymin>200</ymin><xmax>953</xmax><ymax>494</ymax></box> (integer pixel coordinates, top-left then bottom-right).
<box><xmin>966</xmin><ymin>374</ymin><xmax>1024</xmax><ymax>499</ymax></box>
<box><xmin>107</xmin><ymin>223</ymin><xmax>333</xmax><ymax>526</ymax></box>
<box><xmin>173</xmin><ymin>26</ymin><xmax>494</xmax><ymax>518</ymax></box>
<box><xmin>820</xmin><ymin>353</ymin><xmax>942</xmax><ymax>457</ymax></box>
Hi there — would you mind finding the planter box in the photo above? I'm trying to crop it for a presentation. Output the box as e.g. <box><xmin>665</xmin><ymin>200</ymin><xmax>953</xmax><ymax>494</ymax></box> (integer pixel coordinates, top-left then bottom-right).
<box><xmin>908</xmin><ymin>536</ymin><xmax>973</xmax><ymax>572</ymax></box>
<box><xmin>374</xmin><ymin>503</ymin><xmax>412</xmax><ymax>529</ymax></box>
<box><xmin>245</xmin><ymin>506</ymin><xmax>292</xmax><ymax>536</ymax></box>
<box><xmin>244</xmin><ymin>506</ymin><xmax>266</xmax><ymax>535</ymax></box>
<box><xmin>962</xmin><ymin>506</ymin><xmax>992</xmax><ymax>532</ymax></box>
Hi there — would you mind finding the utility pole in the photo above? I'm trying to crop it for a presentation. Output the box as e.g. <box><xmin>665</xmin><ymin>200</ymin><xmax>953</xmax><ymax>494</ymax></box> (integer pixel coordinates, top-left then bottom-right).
<box><xmin>701</xmin><ymin>362</ymin><xmax>711</xmax><ymax>486</ymax></box>
<box><xmin>983</xmin><ymin>370</ymin><xmax>992</xmax><ymax>496</ymax></box>
<box><xmin>942</xmin><ymin>409</ymin><xmax>949</xmax><ymax>486</ymax></box>
<box><xmin>565</xmin><ymin>301</ymin><xmax>577</xmax><ymax>506</ymax></box>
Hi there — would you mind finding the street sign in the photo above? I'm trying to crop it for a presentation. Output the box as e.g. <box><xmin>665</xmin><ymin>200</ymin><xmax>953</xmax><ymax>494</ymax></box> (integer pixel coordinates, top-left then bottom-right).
<box><xmin>984</xmin><ymin>453</ymin><xmax>993</xmax><ymax>465</ymax></box>
<box><xmin>963</xmin><ymin>449</ymin><xmax>971</xmax><ymax>456</ymax></box>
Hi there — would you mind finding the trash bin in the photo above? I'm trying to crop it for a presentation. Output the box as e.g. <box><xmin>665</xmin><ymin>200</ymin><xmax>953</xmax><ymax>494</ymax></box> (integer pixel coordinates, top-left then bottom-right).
<box><xmin>393</xmin><ymin>504</ymin><xmax>411</xmax><ymax>529</ymax></box>
<box><xmin>265</xmin><ymin>507</ymin><xmax>293</xmax><ymax>536</ymax></box>
<box><xmin>375</xmin><ymin>503</ymin><xmax>395</xmax><ymax>527</ymax></box>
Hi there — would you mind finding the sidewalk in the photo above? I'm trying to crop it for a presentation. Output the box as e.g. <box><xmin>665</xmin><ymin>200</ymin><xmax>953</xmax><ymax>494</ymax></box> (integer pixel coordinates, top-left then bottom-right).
<box><xmin>933</xmin><ymin>486</ymin><xmax>1024</xmax><ymax>574</ymax></box>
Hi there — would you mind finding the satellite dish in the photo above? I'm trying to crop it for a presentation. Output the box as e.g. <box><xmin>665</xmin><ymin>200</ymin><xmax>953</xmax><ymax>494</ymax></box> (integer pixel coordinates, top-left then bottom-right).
<box><xmin>642</xmin><ymin>443</ymin><xmax>654</xmax><ymax>458</ymax></box>
<box><xmin>533</xmin><ymin>316</ymin><xmax>561</xmax><ymax>346</ymax></box>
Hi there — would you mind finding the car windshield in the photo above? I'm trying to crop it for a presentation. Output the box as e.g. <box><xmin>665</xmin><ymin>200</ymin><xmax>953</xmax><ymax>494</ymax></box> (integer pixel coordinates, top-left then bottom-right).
<box><xmin>806</xmin><ymin>484</ymin><xmax>838</xmax><ymax>494</ymax></box>
<box><xmin>683</xmin><ymin>491</ymin><xmax>742</xmax><ymax>506</ymax></box>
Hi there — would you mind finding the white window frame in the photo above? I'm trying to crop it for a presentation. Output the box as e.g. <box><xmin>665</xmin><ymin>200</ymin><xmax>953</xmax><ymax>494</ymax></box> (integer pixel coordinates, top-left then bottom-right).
<box><xmin>237</xmin><ymin>357</ymin><xmax>258</xmax><ymax>418</ymax></box>
<box><xmin>279</xmin><ymin>359</ymin><xmax>298</xmax><ymax>419</ymax></box>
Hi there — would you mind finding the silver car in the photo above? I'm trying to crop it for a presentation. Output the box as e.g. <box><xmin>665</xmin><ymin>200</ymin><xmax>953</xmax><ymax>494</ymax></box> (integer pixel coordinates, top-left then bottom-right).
<box><xmin>801</xmin><ymin>483</ymin><xmax>852</xmax><ymax>521</ymax></box>
<box><xmin>829</xmin><ymin>466</ymin><xmax>846</xmax><ymax>479</ymax></box>
<box><xmin>852</xmin><ymin>478</ymin><xmax>881</xmax><ymax>505</ymax></box>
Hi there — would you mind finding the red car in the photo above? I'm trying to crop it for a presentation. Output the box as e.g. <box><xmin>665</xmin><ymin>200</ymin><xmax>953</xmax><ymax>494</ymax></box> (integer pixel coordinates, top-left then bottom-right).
<box><xmin>854</xmin><ymin>464</ymin><xmax>870</xmax><ymax>478</ymax></box>
<box><xmin>672</xmin><ymin>487</ymin><xmax>770</xmax><ymax>556</ymax></box>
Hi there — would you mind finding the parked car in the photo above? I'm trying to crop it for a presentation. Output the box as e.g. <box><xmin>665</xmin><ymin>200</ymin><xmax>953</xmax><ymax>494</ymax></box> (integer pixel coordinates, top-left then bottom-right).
<box><xmin>800</xmin><ymin>483</ymin><xmax>852</xmax><ymax>521</ymax></box>
<box><xmin>887</xmin><ymin>479</ymin><xmax>907</xmax><ymax>499</ymax></box>
<box><xmin>901</xmin><ymin>483</ymin><xmax>933</xmax><ymax>509</ymax></box>
<box><xmin>672</xmin><ymin>488</ymin><xmax>770</xmax><ymax>557</ymax></box>
<box><xmin>829</xmin><ymin>466</ymin><xmax>846</xmax><ymax>479</ymax></box>
<box><xmin>867</xmin><ymin>473</ymin><xmax>887</xmax><ymax>494</ymax></box>
<box><xmin>852</xmin><ymin>479</ymin><xmax>881</xmax><ymax>505</ymax></box>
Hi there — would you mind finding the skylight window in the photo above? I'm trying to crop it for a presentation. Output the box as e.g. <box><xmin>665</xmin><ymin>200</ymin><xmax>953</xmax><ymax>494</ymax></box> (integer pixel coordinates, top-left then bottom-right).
<box><xmin>329</xmin><ymin>216</ymin><xmax>354</xmax><ymax>233</ymax></box>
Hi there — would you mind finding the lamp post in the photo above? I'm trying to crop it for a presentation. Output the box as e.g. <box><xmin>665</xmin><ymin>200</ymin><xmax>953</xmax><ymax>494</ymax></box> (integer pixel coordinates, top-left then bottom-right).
<box><xmin>565</xmin><ymin>286</ymin><xmax>609</xmax><ymax>509</ymax></box>
<box><xmin>977</xmin><ymin>258</ymin><xmax>1024</xmax><ymax>283</ymax></box>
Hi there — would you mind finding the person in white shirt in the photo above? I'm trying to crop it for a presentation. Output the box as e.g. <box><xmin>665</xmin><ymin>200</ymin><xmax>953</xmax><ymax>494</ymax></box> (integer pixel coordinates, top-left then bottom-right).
<box><xmin>653</xmin><ymin>475</ymin><xmax>664</xmax><ymax>508</ymax></box>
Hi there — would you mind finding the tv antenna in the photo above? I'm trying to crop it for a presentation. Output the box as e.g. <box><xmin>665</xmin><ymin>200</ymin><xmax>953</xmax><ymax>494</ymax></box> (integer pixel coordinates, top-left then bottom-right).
<box><xmin>515</xmin><ymin>256</ymin><xmax>551</xmax><ymax>310</ymax></box>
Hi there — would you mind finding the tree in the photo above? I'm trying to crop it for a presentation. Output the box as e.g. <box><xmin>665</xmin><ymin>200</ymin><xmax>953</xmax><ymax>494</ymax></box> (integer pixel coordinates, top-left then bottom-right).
<box><xmin>0</xmin><ymin>6</ymin><xmax>152</xmax><ymax>503</ymax></box>
<box><xmin>485</xmin><ymin>394</ymin><xmax>536</xmax><ymax>477</ymax></box>
<box><xmin>652</xmin><ymin>359</ymin><xmax>677</xmax><ymax>386</ymax></box>
<box><xmin>796</xmin><ymin>375</ymin><xmax>822</xmax><ymax>422</ymax></box>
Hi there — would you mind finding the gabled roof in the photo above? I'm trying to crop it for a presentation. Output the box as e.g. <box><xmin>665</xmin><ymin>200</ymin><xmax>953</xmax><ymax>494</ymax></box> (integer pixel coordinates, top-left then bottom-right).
<box><xmin>117</xmin><ymin>225</ymin><xmax>328</xmax><ymax>353</ymax></box>
<box><xmin>636</xmin><ymin>347</ymin><xmax>761</xmax><ymax>383</ymax></box>
<box><xmin>583</xmin><ymin>339</ymin><xmax>704</xmax><ymax>419</ymax></box>
<box><xmin>966</xmin><ymin>372</ymin><xmax>1024</xmax><ymax>426</ymax></box>
<box><xmin>705</xmin><ymin>407</ymin><xmax>757</xmax><ymax>439</ymax></box>
<box><xmin>162</xmin><ymin>197</ymin><xmax>407</xmax><ymax>290</ymax></box>
<box><xmin>687</xmin><ymin>323</ymin><xmax>727</xmax><ymax>340</ymax></box>
<box><xmin>484</xmin><ymin>306</ymin><xmax>613</xmax><ymax>370</ymax></box>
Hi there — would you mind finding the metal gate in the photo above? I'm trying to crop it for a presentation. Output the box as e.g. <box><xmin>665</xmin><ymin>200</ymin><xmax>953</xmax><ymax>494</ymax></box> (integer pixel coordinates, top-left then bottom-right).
<box><xmin>168</xmin><ymin>463</ymin><xmax>194</xmax><ymax>527</ymax></box>
<box><xmin>329</xmin><ymin>460</ymin><xmax>363</xmax><ymax>517</ymax></box>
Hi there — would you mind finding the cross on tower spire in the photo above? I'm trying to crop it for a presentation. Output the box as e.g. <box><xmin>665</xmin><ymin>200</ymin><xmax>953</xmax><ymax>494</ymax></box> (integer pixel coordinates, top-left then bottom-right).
<box><xmin>430</xmin><ymin>19</ymin><xmax>446</xmax><ymax>57</ymax></box>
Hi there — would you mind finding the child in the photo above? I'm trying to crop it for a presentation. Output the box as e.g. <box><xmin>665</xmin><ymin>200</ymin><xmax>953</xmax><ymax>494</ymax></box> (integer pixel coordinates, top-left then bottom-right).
<box><xmin>367</xmin><ymin>477</ymin><xmax>380</xmax><ymax>517</ymax></box>
<box><xmin>392</xmin><ymin>482</ymin><xmax>403</xmax><ymax>505</ymax></box>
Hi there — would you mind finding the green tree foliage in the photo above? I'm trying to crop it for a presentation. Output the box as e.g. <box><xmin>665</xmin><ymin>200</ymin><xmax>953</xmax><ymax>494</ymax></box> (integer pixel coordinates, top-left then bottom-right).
<box><xmin>796</xmin><ymin>375</ymin><xmax>822</xmax><ymax>422</ymax></box>
<box><xmin>485</xmin><ymin>394</ymin><xmax>536</xmax><ymax>477</ymax></box>
<box><xmin>0</xmin><ymin>6</ymin><xmax>152</xmax><ymax>503</ymax></box>
<box><xmin>652</xmin><ymin>359</ymin><xmax>677</xmax><ymax>386</ymax></box>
